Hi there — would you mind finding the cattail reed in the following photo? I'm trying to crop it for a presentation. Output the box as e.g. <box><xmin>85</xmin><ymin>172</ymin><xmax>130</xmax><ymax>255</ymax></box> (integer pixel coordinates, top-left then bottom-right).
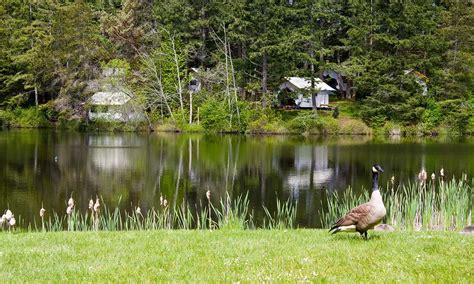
<box><xmin>93</xmin><ymin>197</ymin><xmax>100</xmax><ymax>230</ymax></box>
<box><xmin>40</xmin><ymin>207</ymin><xmax>46</xmax><ymax>232</ymax></box>
<box><xmin>206</xmin><ymin>190</ymin><xmax>212</xmax><ymax>230</ymax></box>
<box><xmin>5</xmin><ymin>209</ymin><xmax>12</xmax><ymax>221</ymax></box>
<box><xmin>418</xmin><ymin>169</ymin><xmax>427</xmax><ymax>184</ymax></box>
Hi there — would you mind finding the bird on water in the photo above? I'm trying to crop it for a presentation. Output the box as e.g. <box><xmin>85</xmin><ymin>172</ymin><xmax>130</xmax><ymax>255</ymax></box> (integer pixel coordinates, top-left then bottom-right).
<box><xmin>329</xmin><ymin>164</ymin><xmax>386</xmax><ymax>239</ymax></box>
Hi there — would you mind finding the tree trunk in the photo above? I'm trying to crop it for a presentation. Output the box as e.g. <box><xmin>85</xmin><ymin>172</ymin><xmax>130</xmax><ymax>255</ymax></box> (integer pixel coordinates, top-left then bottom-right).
<box><xmin>262</xmin><ymin>52</ymin><xmax>268</xmax><ymax>107</ymax></box>
<box><xmin>189</xmin><ymin>91</ymin><xmax>193</xmax><ymax>124</ymax></box>
<box><xmin>34</xmin><ymin>86</ymin><xmax>38</xmax><ymax>106</ymax></box>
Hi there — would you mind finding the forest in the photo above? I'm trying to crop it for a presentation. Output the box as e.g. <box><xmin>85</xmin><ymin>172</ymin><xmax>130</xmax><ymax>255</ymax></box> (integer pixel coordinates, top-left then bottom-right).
<box><xmin>0</xmin><ymin>0</ymin><xmax>473</xmax><ymax>134</ymax></box>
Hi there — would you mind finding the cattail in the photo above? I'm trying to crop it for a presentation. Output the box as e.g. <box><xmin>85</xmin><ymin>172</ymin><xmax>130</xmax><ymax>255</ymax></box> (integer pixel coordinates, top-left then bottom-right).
<box><xmin>40</xmin><ymin>208</ymin><xmax>46</xmax><ymax>218</ymax></box>
<box><xmin>94</xmin><ymin>198</ymin><xmax>100</xmax><ymax>212</ymax></box>
<box><xmin>68</xmin><ymin>197</ymin><xmax>74</xmax><ymax>208</ymax></box>
<box><xmin>89</xmin><ymin>199</ymin><xmax>94</xmax><ymax>210</ymax></box>
<box><xmin>66</xmin><ymin>206</ymin><xmax>73</xmax><ymax>215</ymax></box>
<box><xmin>418</xmin><ymin>169</ymin><xmax>427</xmax><ymax>181</ymax></box>
<box><xmin>136</xmin><ymin>207</ymin><xmax>141</xmax><ymax>215</ymax></box>
<box><xmin>9</xmin><ymin>217</ymin><xmax>16</xmax><ymax>226</ymax></box>
<box><xmin>163</xmin><ymin>199</ymin><xmax>168</xmax><ymax>207</ymax></box>
<box><xmin>5</xmin><ymin>209</ymin><xmax>13</xmax><ymax>221</ymax></box>
<box><xmin>160</xmin><ymin>195</ymin><xmax>164</xmax><ymax>206</ymax></box>
<box><xmin>431</xmin><ymin>173</ymin><xmax>436</xmax><ymax>180</ymax></box>
<box><xmin>206</xmin><ymin>190</ymin><xmax>211</xmax><ymax>201</ymax></box>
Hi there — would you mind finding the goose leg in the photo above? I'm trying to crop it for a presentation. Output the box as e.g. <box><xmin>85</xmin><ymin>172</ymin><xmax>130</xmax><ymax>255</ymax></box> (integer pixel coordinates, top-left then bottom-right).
<box><xmin>363</xmin><ymin>231</ymin><xmax>368</xmax><ymax>239</ymax></box>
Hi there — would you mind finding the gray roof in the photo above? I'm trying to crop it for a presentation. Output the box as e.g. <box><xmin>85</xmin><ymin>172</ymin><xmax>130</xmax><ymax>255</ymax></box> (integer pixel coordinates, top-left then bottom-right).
<box><xmin>89</xmin><ymin>92</ymin><xmax>130</xmax><ymax>106</ymax></box>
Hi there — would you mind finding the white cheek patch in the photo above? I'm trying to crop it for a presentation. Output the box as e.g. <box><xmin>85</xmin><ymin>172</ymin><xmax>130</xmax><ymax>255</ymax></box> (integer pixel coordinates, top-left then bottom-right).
<box><xmin>372</xmin><ymin>166</ymin><xmax>378</xmax><ymax>173</ymax></box>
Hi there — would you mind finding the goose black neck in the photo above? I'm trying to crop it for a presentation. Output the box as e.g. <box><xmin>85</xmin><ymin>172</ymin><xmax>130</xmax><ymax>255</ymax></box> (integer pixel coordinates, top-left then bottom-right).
<box><xmin>372</xmin><ymin>172</ymin><xmax>379</xmax><ymax>191</ymax></box>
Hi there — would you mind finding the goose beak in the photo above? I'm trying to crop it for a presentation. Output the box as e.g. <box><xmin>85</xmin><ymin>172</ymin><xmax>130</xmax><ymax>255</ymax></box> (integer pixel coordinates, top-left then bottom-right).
<box><xmin>375</xmin><ymin>165</ymin><xmax>384</xmax><ymax>173</ymax></box>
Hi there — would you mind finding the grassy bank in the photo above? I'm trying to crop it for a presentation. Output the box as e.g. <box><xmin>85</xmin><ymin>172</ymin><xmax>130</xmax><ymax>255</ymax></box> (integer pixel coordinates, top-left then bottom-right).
<box><xmin>2</xmin><ymin>102</ymin><xmax>473</xmax><ymax>135</ymax></box>
<box><xmin>0</xmin><ymin>230</ymin><xmax>472</xmax><ymax>282</ymax></box>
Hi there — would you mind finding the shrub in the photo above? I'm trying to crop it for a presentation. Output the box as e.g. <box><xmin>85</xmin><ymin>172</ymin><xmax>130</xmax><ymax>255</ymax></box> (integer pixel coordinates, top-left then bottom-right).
<box><xmin>382</xmin><ymin>121</ymin><xmax>402</xmax><ymax>136</ymax></box>
<box><xmin>199</xmin><ymin>98</ymin><xmax>233</xmax><ymax>132</ymax></box>
<box><xmin>338</xmin><ymin>118</ymin><xmax>371</xmax><ymax>135</ymax></box>
<box><xmin>11</xmin><ymin>107</ymin><xmax>50</xmax><ymax>128</ymax></box>
<box><xmin>284</xmin><ymin>112</ymin><xmax>319</xmax><ymax>133</ymax></box>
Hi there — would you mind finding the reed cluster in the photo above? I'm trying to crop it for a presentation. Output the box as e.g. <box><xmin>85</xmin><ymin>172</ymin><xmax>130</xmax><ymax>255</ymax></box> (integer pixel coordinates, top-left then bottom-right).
<box><xmin>3</xmin><ymin>193</ymin><xmax>297</xmax><ymax>232</ymax></box>
<box><xmin>321</xmin><ymin>176</ymin><xmax>472</xmax><ymax>231</ymax></box>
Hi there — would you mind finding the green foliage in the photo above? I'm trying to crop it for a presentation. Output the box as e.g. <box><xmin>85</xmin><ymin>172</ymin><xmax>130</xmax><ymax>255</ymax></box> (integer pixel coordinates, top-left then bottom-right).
<box><xmin>101</xmin><ymin>59</ymin><xmax>131</xmax><ymax>76</ymax></box>
<box><xmin>438</xmin><ymin>99</ymin><xmax>472</xmax><ymax>135</ymax></box>
<box><xmin>199</xmin><ymin>97</ymin><xmax>232</xmax><ymax>132</ymax></box>
<box><xmin>0</xmin><ymin>0</ymin><xmax>472</xmax><ymax>132</ymax></box>
<box><xmin>1</xmin><ymin>107</ymin><xmax>50</xmax><ymax>128</ymax></box>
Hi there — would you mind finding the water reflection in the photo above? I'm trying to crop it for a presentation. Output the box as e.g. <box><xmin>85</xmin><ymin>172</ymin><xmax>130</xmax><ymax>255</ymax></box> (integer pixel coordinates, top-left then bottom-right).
<box><xmin>0</xmin><ymin>130</ymin><xmax>472</xmax><ymax>228</ymax></box>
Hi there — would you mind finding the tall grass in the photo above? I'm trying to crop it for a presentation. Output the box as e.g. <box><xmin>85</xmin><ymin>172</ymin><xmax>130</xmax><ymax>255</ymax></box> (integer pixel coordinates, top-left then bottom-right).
<box><xmin>263</xmin><ymin>199</ymin><xmax>298</xmax><ymax>229</ymax></box>
<box><xmin>321</xmin><ymin>177</ymin><xmax>472</xmax><ymax>231</ymax></box>
<box><xmin>1</xmin><ymin>193</ymin><xmax>297</xmax><ymax>232</ymax></box>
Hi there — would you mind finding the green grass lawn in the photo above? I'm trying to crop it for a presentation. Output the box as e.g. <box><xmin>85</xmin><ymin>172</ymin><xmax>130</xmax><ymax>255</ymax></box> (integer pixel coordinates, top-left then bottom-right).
<box><xmin>0</xmin><ymin>230</ymin><xmax>472</xmax><ymax>282</ymax></box>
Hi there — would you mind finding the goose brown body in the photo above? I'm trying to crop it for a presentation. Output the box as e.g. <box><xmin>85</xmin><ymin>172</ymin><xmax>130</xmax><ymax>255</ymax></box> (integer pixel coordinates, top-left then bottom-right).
<box><xmin>329</xmin><ymin>164</ymin><xmax>386</xmax><ymax>238</ymax></box>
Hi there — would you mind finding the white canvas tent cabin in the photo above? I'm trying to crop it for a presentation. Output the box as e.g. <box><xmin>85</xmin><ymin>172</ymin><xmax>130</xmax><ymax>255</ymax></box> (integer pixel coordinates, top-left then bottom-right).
<box><xmin>279</xmin><ymin>77</ymin><xmax>336</xmax><ymax>109</ymax></box>
<box><xmin>88</xmin><ymin>91</ymin><xmax>144</xmax><ymax>122</ymax></box>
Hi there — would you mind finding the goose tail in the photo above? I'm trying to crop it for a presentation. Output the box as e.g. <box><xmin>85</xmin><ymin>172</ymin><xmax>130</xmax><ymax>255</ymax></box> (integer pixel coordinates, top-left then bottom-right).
<box><xmin>330</xmin><ymin>227</ymin><xmax>341</xmax><ymax>234</ymax></box>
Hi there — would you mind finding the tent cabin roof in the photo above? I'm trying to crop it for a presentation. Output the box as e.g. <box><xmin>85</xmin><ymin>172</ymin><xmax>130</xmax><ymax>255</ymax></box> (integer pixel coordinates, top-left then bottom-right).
<box><xmin>282</xmin><ymin>77</ymin><xmax>336</xmax><ymax>92</ymax></box>
<box><xmin>89</xmin><ymin>92</ymin><xmax>130</xmax><ymax>106</ymax></box>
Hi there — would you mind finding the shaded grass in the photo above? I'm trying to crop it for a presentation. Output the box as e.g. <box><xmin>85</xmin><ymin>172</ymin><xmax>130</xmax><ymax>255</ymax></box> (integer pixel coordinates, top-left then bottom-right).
<box><xmin>0</xmin><ymin>230</ymin><xmax>471</xmax><ymax>282</ymax></box>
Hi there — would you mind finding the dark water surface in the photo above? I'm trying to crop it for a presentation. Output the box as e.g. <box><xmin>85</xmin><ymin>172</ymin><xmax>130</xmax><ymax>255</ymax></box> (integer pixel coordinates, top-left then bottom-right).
<box><xmin>1</xmin><ymin>130</ymin><xmax>473</xmax><ymax>227</ymax></box>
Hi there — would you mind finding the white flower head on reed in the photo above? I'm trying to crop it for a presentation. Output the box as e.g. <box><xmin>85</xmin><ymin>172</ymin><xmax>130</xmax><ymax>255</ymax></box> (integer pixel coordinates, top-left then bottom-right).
<box><xmin>163</xmin><ymin>199</ymin><xmax>168</xmax><ymax>207</ymax></box>
<box><xmin>94</xmin><ymin>198</ymin><xmax>100</xmax><ymax>212</ymax></box>
<box><xmin>160</xmin><ymin>195</ymin><xmax>163</xmax><ymax>206</ymax></box>
<box><xmin>68</xmin><ymin>197</ymin><xmax>74</xmax><ymax>208</ymax></box>
<box><xmin>66</xmin><ymin>206</ymin><xmax>73</xmax><ymax>215</ymax></box>
<box><xmin>440</xmin><ymin>168</ymin><xmax>444</xmax><ymax>177</ymax></box>
<box><xmin>418</xmin><ymin>169</ymin><xmax>427</xmax><ymax>181</ymax></box>
<box><xmin>431</xmin><ymin>173</ymin><xmax>436</xmax><ymax>180</ymax></box>
<box><xmin>89</xmin><ymin>199</ymin><xmax>94</xmax><ymax>210</ymax></box>
<box><xmin>5</xmin><ymin>209</ymin><xmax>13</xmax><ymax>221</ymax></box>
<box><xmin>136</xmin><ymin>206</ymin><xmax>141</xmax><ymax>215</ymax></box>
<box><xmin>40</xmin><ymin>208</ymin><xmax>46</xmax><ymax>218</ymax></box>
<box><xmin>206</xmin><ymin>190</ymin><xmax>211</xmax><ymax>201</ymax></box>
<box><xmin>9</xmin><ymin>216</ymin><xmax>16</xmax><ymax>226</ymax></box>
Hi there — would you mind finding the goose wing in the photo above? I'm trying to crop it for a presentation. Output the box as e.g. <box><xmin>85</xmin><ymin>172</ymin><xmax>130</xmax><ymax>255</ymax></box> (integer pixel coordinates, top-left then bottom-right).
<box><xmin>330</xmin><ymin>203</ymin><xmax>372</xmax><ymax>231</ymax></box>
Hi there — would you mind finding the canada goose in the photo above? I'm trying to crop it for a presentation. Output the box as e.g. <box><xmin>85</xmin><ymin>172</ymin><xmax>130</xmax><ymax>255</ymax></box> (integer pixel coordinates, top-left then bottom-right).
<box><xmin>329</xmin><ymin>164</ymin><xmax>386</xmax><ymax>239</ymax></box>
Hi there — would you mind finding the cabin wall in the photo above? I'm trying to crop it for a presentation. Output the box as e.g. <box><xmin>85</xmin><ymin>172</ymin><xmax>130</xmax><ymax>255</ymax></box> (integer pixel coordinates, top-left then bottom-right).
<box><xmin>295</xmin><ymin>91</ymin><xmax>331</xmax><ymax>108</ymax></box>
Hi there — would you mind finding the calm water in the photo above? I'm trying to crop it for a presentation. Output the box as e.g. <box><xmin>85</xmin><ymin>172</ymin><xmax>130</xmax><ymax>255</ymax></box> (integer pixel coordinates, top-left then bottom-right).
<box><xmin>1</xmin><ymin>130</ymin><xmax>473</xmax><ymax>227</ymax></box>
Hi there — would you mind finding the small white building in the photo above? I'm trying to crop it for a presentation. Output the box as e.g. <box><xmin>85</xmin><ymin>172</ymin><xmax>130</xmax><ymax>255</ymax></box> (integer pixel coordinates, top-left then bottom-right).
<box><xmin>279</xmin><ymin>77</ymin><xmax>336</xmax><ymax>109</ymax></box>
<box><xmin>88</xmin><ymin>91</ymin><xmax>143</xmax><ymax>122</ymax></box>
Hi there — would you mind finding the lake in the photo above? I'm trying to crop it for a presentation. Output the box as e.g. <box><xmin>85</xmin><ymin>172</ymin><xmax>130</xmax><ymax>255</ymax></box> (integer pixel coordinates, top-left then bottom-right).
<box><xmin>1</xmin><ymin>130</ymin><xmax>473</xmax><ymax>228</ymax></box>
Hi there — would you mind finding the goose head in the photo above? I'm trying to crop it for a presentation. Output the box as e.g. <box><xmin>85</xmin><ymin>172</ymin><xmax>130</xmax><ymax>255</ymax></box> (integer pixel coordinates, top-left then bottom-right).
<box><xmin>372</xmin><ymin>164</ymin><xmax>384</xmax><ymax>173</ymax></box>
